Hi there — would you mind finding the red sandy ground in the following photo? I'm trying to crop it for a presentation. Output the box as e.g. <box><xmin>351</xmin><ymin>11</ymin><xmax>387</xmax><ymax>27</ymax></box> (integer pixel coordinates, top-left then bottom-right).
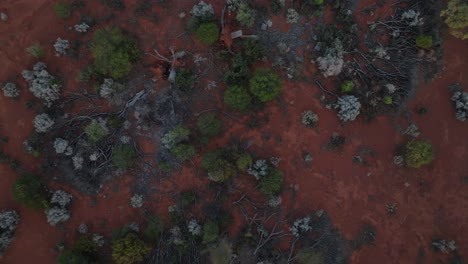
<box><xmin>0</xmin><ymin>1</ymin><xmax>467</xmax><ymax>264</ymax></box>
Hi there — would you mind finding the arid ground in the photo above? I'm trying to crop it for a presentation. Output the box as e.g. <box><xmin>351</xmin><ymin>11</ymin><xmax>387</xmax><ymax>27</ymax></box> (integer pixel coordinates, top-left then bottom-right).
<box><xmin>0</xmin><ymin>0</ymin><xmax>467</xmax><ymax>264</ymax></box>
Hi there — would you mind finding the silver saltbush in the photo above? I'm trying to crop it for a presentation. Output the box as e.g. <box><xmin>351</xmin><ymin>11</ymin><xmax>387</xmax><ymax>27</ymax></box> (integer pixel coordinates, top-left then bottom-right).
<box><xmin>2</xmin><ymin>82</ymin><xmax>19</xmax><ymax>98</ymax></box>
<box><xmin>74</xmin><ymin>23</ymin><xmax>90</xmax><ymax>33</ymax></box>
<box><xmin>130</xmin><ymin>194</ymin><xmax>144</xmax><ymax>208</ymax></box>
<box><xmin>451</xmin><ymin>91</ymin><xmax>468</xmax><ymax>121</ymax></box>
<box><xmin>22</xmin><ymin>62</ymin><xmax>61</xmax><ymax>106</ymax></box>
<box><xmin>335</xmin><ymin>95</ymin><xmax>361</xmax><ymax>122</ymax></box>
<box><xmin>187</xmin><ymin>219</ymin><xmax>202</xmax><ymax>236</ymax></box>
<box><xmin>51</xmin><ymin>190</ymin><xmax>73</xmax><ymax>207</ymax></box>
<box><xmin>301</xmin><ymin>110</ymin><xmax>319</xmax><ymax>127</ymax></box>
<box><xmin>54</xmin><ymin>138</ymin><xmax>73</xmax><ymax>155</ymax></box>
<box><xmin>190</xmin><ymin>1</ymin><xmax>214</xmax><ymax>19</ymax></box>
<box><xmin>247</xmin><ymin>160</ymin><xmax>269</xmax><ymax>180</ymax></box>
<box><xmin>45</xmin><ymin>207</ymin><xmax>70</xmax><ymax>226</ymax></box>
<box><xmin>286</xmin><ymin>8</ymin><xmax>299</xmax><ymax>24</ymax></box>
<box><xmin>0</xmin><ymin>210</ymin><xmax>19</xmax><ymax>256</ymax></box>
<box><xmin>53</xmin><ymin>38</ymin><xmax>69</xmax><ymax>56</ymax></box>
<box><xmin>290</xmin><ymin>216</ymin><xmax>312</xmax><ymax>237</ymax></box>
<box><xmin>34</xmin><ymin>113</ymin><xmax>54</xmax><ymax>133</ymax></box>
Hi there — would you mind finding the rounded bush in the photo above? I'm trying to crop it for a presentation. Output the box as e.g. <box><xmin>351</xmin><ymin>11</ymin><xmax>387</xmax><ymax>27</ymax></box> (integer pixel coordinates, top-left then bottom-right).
<box><xmin>249</xmin><ymin>68</ymin><xmax>282</xmax><ymax>102</ymax></box>
<box><xmin>415</xmin><ymin>35</ymin><xmax>433</xmax><ymax>49</ymax></box>
<box><xmin>197</xmin><ymin>113</ymin><xmax>222</xmax><ymax>139</ymax></box>
<box><xmin>171</xmin><ymin>143</ymin><xmax>196</xmax><ymax>161</ymax></box>
<box><xmin>405</xmin><ymin>140</ymin><xmax>434</xmax><ymax>168</ymax></box>
<box><xmin>341</xmin><ymin>80</ymin><xmax>354</xmax><ymax>93</ymax></box>
<box><xmin>259</xmin><ymin>169</ymin><xmax>284</xmax><ymax>196</ymax></box>
<box><xmin>112</xmin><ymin>144</ymin><xmax>137</xmax><ymax>169</ymax></box>
<box><xmin>12</xmin><ymin>174</ymin><xmax>49</xmax><ymax>209</ymax></box>
<box><xmin>202</xmin><ymin>221</ymin><xmax>219</xmax><ymax>244</ymax></box>
<box><xmin>112</xmin><ymin>233</ymin><xmax>150</xmax><ymax>264</ymax></box>
<box><xmin>236</xmin><ymin>153</ymin><xmax>252</xmax><ymax>171</ymax></box>
<box><xmin>195</xmin><ymin>22</ymin><xmax>220</xmax><ymax>45</ymax></box>
<box><xmin>224</xmin><ymin>85</ymin><xmax>252</xmax><ymax>111</ymax></box>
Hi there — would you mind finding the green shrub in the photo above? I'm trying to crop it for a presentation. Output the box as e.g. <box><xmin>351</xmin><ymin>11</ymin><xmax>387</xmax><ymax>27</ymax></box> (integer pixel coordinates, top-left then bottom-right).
<box><xmin>197</xmin><ymin>113</ymin><xmax>222</xmax><ymax>141</ymax></box>
<box><xmin>171</xmin><ymin>143</ymin><xmax>196</xmax><ymax>161</ymax></box>
<box><xmin>26</xmin><ymin>44</ymin><xmax>44</xmax><ymax>58</ymax></box>
<box><xmin>259</xmin><ymin>169</ymin><xmax>283</xmax><ymax>196</ymax></box>
<box><xmin>224</xmin><ymin>85</ymin><xmax>252</xmax><ymax>111</ymax></box>
<box><xmin>236</xmin><ymin>153</ymin><xmax>252</xmax><ymax>171</ymax></box>
<box><xmin>112</xmin><ymin>233</ymin><xmax>150</xmax><ymax>264</ymax></box>
<box><xmin>383</xmin><ymin>96</ymin><xmax>393</xmax><ymax>105</ymax></box>
<box><xmin>54</xmin><ymin>2</ymin><xmax>72</xmax><ymax>19</ymax></box>
<box><xmin>91</xmin><ymin>28</ymin><xmax>141</xmax><ymax>79</ymax></box>
<box><xmin>202</xmin><ymin>150</ymin><xmax>238</xmax><ymax>182</ymax></box>
<box><xmin>249</xmin><ymin>68</ymin><xmax>282</xmax><ymax>102</ymax></box>
<box><xmin>341</xmin><ymin>80</ymin><xmax>354</xmax><ymax>93</ymax></box>
<box><xmin>243</xmin><ymin>39</ymin><xmax>264</xmax><ymax>64</ymax></box>
<box><xmin>175</xmin><ymin>69</ymin><xmax>196</xmax><ymax>92</ymax></box>
<box><xmin>202</xmin><ymin>221</ymin><xmax>219</xmax><ymax>244</ymax></box>
<box><xmin>195</xmin><ymin>22</ymin><xmax>220</xmax><ymax>45</ymax></box>
<box><xmin>236</xmin><ymin>3</ymin><xmax>256</xmax><ymax>28</ymax></box>
<box><xmin>415</xmin><ymin>35</ymin><xmax>433</xmax><ymax>49</ymax></box>
<box><xmin>440</xmin><ymin>0</ymin><xmax>468</xmax><ymax>40</ymax></box>
<box><xmin>405</xmin><ymin>140</ymin><xmax>434</xmax><ymax>168</ymax></box>
<box><xmin>112</xmin><ymin>144</ymin><xmax>137</xmax><ymax>168</ymax></box>
<box><xmin>161</xmin><ymin>126</ymin><xmax>191</xmax><ymax>149</ymax></box>
<box><xmin>180</xmin><ymin>190</ymin><xmax>197</xmax><ymax>207</ymax></box>
<box><xmin>72</xmin><ymin>237</ymin><xmax>99</xmax><ymax>255</ymax></box>
<box><xmin>144</xmin><ymin>215</ymin><xmax>164</xmax><ymax>243</ymax></box>
<box><xmin>12</xmin><ymin>174</ymin><xmax>49</xmax><ymax>209</ymax></box>
<box><xmin>312</xmin><ymin>0</ymin><xmax>324</xmax><ymax>5</ymax></box>
<box><xmin>224</xmin><ymin>55</ymin><xmax>249</xmax><ymax>85</ymax></box>
<box><xmin>295</xmin><ymin>248</ymin><xmax>324</xmax><ymax>264</ymax></box>
<box><xmin>85</xmin><ymin>120</ymin><xmax>109</xmax><ymax>143</ymax></box>
<box><xmin>57</xmin><ymin>251</ymin><xmax>93</xmax><ymax>264</ymax></box>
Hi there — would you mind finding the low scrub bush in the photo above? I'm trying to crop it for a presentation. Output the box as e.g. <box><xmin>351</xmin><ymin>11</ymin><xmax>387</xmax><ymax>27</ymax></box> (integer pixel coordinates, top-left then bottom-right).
<box><xmin>197</xmin><ymin>113</ymin><xmax>222</xmax><ymax>142</ymax></box>
<box><xmin>91</xmin><ymin>28</ymin><xmax>141</xmax><ymax>79</ymax></box>
<box><xmin>112</xmin><ymin>233</ymin><xmax>150</xmax><ymax>264</ymax></box>
<box><xmin>259</xmin><ymin>169</ymin><xmax>284</xmax><ymax>196</ymax></box>
<box><xmin>249</xmin><ymin>68</ymin><xmax>282</xmax><ymax>102</ymax></box>
<box><xmin>195</xmin><ymin>22</ymin><xmax>219</xmax><ymax>45</ymax></box>
<box><xmin>415</xmin><ymin>35</ymin><xmax>433</xmax><ymax>49</ymax></box>
<box><xmin>224</xmin><ymin>85</ymin><xmax>252</xmax><ymax>111</ymax></box>
<box><xmin>202</xmin><ymin>221</ymin><xmax>219</xmax><ymax>244</ymax></box>
<box><xmin>26</xmin><ymin>44</ymin><xmax>44</xmax><ymax>58</ymax></box>
<box><xmin>12</xmin><ymin>174</ymin><xmax>49</xmax><ymax>209</ymax></box>
<box><xmin>170</xmin><ymin>143</ymin><xmax>196</xmax><ymax>161</ymax></box>
<box><xmin>54</xmin><ymin>2</ymin><xmax>71</xmax><ymax>19</ymax></box>
<box><xmin>112</xmin><ymin>144</ymin><xmax>137</xmax><ymax>169</ymax></box>
<box><xmin>405</xmin><ymin>140</ymin><xmax>434</xmax><ymax>168</ymax></box>
<box><xmin>174</xmin><ymin>69</ymin><xmax>196</xmax><ymax>92</ymax></box>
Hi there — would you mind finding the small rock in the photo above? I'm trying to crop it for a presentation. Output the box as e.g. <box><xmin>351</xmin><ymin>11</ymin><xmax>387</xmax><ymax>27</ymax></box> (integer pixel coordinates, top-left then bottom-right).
<box><xmin>178</xmin><ymin>12</ymin><xmax>186</xmax><ymax>18</ymax></box>
<box><xmin>0</xmin><ymin>12</ymin><xmax>8</xmax><ymax>22</ymax></box>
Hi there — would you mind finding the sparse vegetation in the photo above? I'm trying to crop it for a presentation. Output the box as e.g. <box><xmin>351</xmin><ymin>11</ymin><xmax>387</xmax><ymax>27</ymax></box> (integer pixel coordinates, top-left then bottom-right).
<box><xmin>90</xmin><ymin>28</ymin><xmax>141</xmax><ymax>79</ymax></box>
<box><xmin>405</xmin><ymin>140</ymin><xmax>434</xmax><ymax>168</ymax></box>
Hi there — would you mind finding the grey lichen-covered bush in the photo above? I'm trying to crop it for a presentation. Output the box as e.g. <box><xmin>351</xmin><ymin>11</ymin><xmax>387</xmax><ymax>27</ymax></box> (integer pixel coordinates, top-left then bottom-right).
<box><xmin>50</xmin><ymin>190</ymin><xmax>73</xmax><ymax>208</ymax></box>
<box><xmin>317</xmin><ymin>39</ymin><xmax>344</xmax><ymax>77</ymax></box>
<box><xmin>286</xmin><ymin>8</ymin><xmax>300</xmax><ymax>24</ymax></box>
<box><xmin>451</xmin><ymin>90</ymin><xmax>468</xmax><ymax>121</ymax></box>
<box><xmin>54</xmin><ymin>138</ymin><xmax>73</xmax><ymax>155</ymax></box>
<box><xmin>99</xmin><ymin>78</ymin><xmax>125</xmax><ymax>99</ymax></box>
<box><xmin>335</xmin><ymin>95</ymin><xmax>361</xmax><ymax>122</ymax></box>
<box><xmin>190</xmin><ymin>1</ymin><xmax>214</xmax><ymax>20</ymax></box>
<box><xmin>74</xmin><ymin>23</ymin><xmax>90</xmax><ymax>33</ymax></box>
<box><xmin>0</xmin><ymin>210</ymin><xmax>19</xmax><ymax>256</ymax></box>
<box><xmin>301</xmin><ymin>110</ymin><xmax>319</xmax><ymax>127</ymax></box>
<box><xmin>290</xmin><ymin>216</ymin><xmax>312</xmax><ymax>237</ymax></box>
<box><xmin>34</xmin><ymin>113</ymin><xmax>55</xmax><ymax>133</ymax></box>
<box><xmin>53</xmin><ymin>38</ymin><xmax>70</xmax><ymax>56</ymax></box>
<box><xmin>247</xmin><ymin>159</ymin><xmax>269</xmax><ymax>180</ymax></box>
<box><xmin>130</xmin><ymin>194</ymin><xmax>143</xmax><ymax>208</ymax></box>
<box><xmin>22</xmin><ymin>62</ymin><xmax>61</xmax><ymax>106</ymax></box>
<box><xmin>46</xmin><ymin>190</ymin><xmax>73</xmax><ymax>226</ymax></box>
<box><xmin>2</xmin><ymin>82</ymin><xmax>19</xmax><ymax>98</ymax></box>
<box><xmin>187</xmin><ymin>219</ymin><xmax>202</xmax><ymax>236</ymax></box>
<box><xmin>45</xmin><ymin>207</ymin><xmax>70</xmax><ymax>226</ymax></box>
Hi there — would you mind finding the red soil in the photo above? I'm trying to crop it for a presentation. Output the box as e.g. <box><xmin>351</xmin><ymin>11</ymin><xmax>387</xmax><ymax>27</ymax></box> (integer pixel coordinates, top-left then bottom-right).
<box><xmin>0</xmin><ymin>1</ymin><xmax>467</xmax><ymax>264</ymax></box>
